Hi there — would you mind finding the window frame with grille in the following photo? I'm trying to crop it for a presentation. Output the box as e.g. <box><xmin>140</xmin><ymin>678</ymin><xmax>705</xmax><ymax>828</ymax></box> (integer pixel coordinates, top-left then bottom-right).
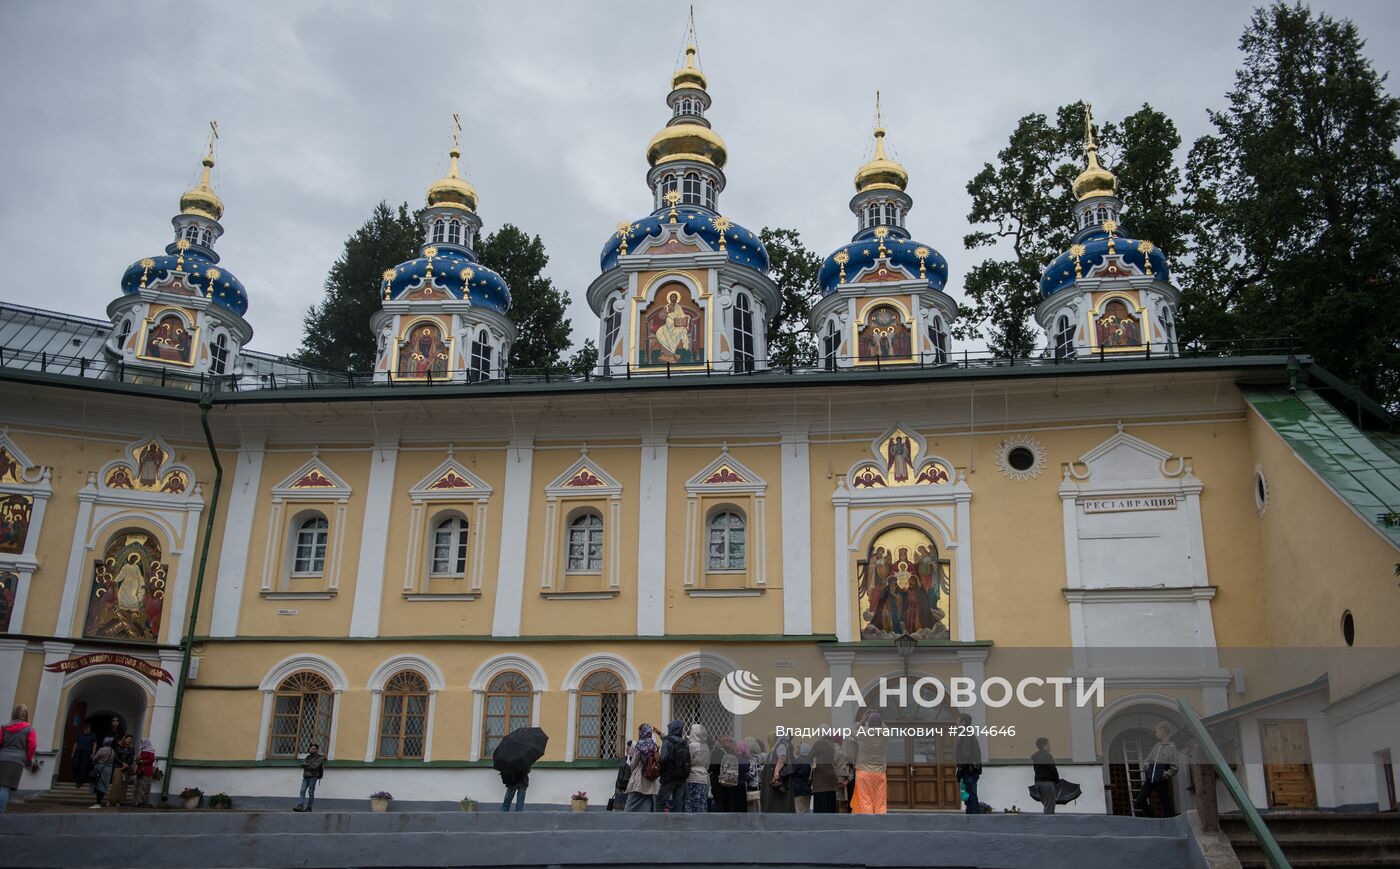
<box><xmin>376</xmin><ymin>670</ymin><xmax>431</xmax><ymax>760</ymax></box>
<box><xmin>573</xmin><ymin>670</ymin><xmax>626</xmax><ymax>761</ymax></box>
<box><xmin>670</xmin><ymin>669</ymin><xmax>734</xmax><ymax>741</ymax></box>
<box><xmin>481</xmin><ymin>671</ymin><xmax>533</xmax><ymax>757</ymax></box>
<box><xmin>267</xmin><ymin>671</ymin><xmax>334</xmax><ymax>758</ymax></box>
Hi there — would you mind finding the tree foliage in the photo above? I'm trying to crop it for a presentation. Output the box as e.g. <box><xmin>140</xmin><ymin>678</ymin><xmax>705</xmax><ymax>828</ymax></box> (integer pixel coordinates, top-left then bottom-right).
<box><xmin>959</xmin><ymin>103</ymin><xmax>1184</xmax><ymax>355</ymax></box>
<box><xmin>1181</xmin><ymin>1</ymin><xmax>1400</xmax><ymax>405</ymax></box>
<box><xmin>475</xmin><ymin>224</ymin><xmax>574</xmax><ymax>371</ymax></box>
<box><xmin>759</xmin><ymin>227</ymin><xmax>823</xmax><ymax>366</ymax></box>
<box><xmin>297</xmin><ymin>201</ymin><xmax>420</xmax><ymax>371</ymax></box>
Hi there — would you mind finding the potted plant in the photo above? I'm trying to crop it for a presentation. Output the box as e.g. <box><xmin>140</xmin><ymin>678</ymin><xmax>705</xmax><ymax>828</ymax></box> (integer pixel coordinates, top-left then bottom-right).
<box><xmin>459</xmin><ymin>796</ymin><xmax>478</xmax><ymax>812</ymax></box>
<box><xmin>208</xmin><ymin>793</ymin><xmax>234</xmax><ymax>810</ymax></box>
<box><xmin>369</xmin><ymin>790</ymin><xmax>392</xmax><ymax>813</ymax></box>
<box><xmin>570</xmin><ymin>790</ymin><xmax>588</xmax><ymax>812</ymax></box>
<box><xmin>179</xmin><ymin>786</ymin><xmax>203</xmax><ymax>810</ymax></box>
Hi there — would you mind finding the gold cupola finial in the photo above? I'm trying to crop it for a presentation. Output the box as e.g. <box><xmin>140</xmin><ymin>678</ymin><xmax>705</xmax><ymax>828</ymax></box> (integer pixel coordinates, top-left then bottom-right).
<box><xmin>426</xmin><ymin>113</ymin><xmax>479</xmax><ymax>213</ymax></box>
<box><xmin>854</xmin><ymin>91</ymin><xmax>909</xmax><ymax>193</ymax></box>
<box><xmin>672</xmin><ymin>6</ymin><xmax>707</xmax><ymax>92</ymax></box>
<box><xmin>1072</xmin><ymin>102</ymin><xmax>1118</xmax><ymax>201</ymax></box>
<box><xmin>179</xmin><ymin>120</ymin><xmax>225</xmax><ymax>221</ymax></box>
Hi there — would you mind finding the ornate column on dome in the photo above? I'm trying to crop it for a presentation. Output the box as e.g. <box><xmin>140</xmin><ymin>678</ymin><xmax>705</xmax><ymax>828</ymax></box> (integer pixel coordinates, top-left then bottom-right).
<box><xmin>1034</xmin><ymin>103</ymin><xmax>1179</xmax><ymax>360</ymax></box>
<box><xmin>371</xmin><ymin>117</ymin><xmax>516</xmax><ymax>383</ymax></box>
<box><xmin>810</xmin><ymin>95</ymin><xmax>957</xmax><ymax>370</ymax></box>
<box><xmin>108</xmin><ymin>123</ymin><xmax>253</xmax><ymax>380</ymax></box>
<box><xmin>584</xmin><ymin>10</ymin><xmax>779</xmax><ymax>376</ymax></box>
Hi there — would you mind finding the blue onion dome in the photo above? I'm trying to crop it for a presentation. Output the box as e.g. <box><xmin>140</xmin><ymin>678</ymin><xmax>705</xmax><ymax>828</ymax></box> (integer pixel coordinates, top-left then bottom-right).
<box><xmin>600</xmin><ymin>206</ymin><xmax>768</xmax><ymax>273</ymax></box>
<box><xmin>818</xmin><ymin>228</ymin><xmax>948</xmax><ymax>295</ymax></box>
<box><xmin>120</xmin><ymin>244</ymin><xmax>248</xmax><ymax>317</ymax></box>
<box><xmin>1039</xmin><ymin>225</ymin><xmax>1169</xmax><ymax>298</ymax></box>
<box><xmin>382</xmin><ymin>245</ymin><xmax>510</xmax><ymax>313</ymax></box>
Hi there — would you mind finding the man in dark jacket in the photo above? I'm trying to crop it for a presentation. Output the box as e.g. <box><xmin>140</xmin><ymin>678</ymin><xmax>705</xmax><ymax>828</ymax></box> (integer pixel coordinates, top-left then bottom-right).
<box><xmin>954</xmin><ymin>713</ymin><xmax>983</xmax><ymax>814</ymax></box>
<box><xmin>293</xmin><ymin>743</ymin><xmax>324</xmax><ymax>811</ymax></box>
<box><xmin>656</xmin><ymin>719</ymin><xmax>690</xmax><ymax>812</ymax></box>
<box><xmin>500</xmin><ymin>768</ymin><xmax>529</xmax><ymax>812</ymax></box>
<box><xmin>1031</xmin><ymin>737</ymin><xmax>1059</xmax><ymax>814</ymax></box>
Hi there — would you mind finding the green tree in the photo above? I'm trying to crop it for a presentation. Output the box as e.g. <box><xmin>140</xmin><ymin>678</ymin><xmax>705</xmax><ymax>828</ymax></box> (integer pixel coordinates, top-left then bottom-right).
<box><xmin>568</xmin><ymin>338</ymin><xmax>599</xmax><ymax>376</ymax></box>
<box><xmin>959</xmin><ymin>103</ymin><xmax>1186</xmax><ymax>355</ymax></box>
<box><xmin>297</xmin><ymin>201</ymin><xmax>420</xmax><ymax>371</ymax></box>
<box><xmin>475</xmin><ymin>224</ymin><xmax>573</xmax><ymax>371</ymax></box>
<box><xmin>759</xmin><ymin>227</ymin><xmax>823</xmax><ymax>366</ymax></box>
<box><xmin>1181</xmin><ymin>2</ymin><xmax>1400</xmax><ymax>405</ymax></box>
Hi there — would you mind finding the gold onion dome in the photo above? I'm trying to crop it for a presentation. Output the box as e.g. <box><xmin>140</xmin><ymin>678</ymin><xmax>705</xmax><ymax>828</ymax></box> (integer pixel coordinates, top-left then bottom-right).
<box><xmin>672</xmin><ymin>41</ymin><xmax>707</xmax><ymax>91</ymax></box>
<box><xmin>426</xmin><ymin>145</ymin><xmax>478</xmax><ymax>212</ymax></box>
<box><xmin>180</xmin><ymin>153</ymin><xmax>224</xmax><ymax>221</ymax></box>
<box><xmin>1072</xmin><ymin>102</ymin><xmax>1118</xmax><ymax>201</ymax></box>
<box><xmin>647</xmin><ymin>123</ymin><xmax>728</xmax><ymax>170</ymax></box>
<box><xmin>854</xmin><ymin>95</ymin><xmax>908</xmax><ymax>193</ymax></box>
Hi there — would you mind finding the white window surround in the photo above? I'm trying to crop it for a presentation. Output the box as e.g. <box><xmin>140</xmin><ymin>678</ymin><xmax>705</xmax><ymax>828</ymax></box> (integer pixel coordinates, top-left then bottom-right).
<box><xmin>400</xmin><ymin>457</ymin><xmax>493</xmax><ymax>599</ymax></box>
<box><xmin>539</xmin><ymin>451</ymin><xmax>622</xmax><ymax>592</ymax></box>
<box><xmin>255</xmin><ymin>654</ymin><xmax>348</xmax><ymax>761</ymax></box>
<box><xmin>560</xmin><ymin>654</ymin><xmax>642</xmax><ymax>762</ymax></box>
<box><xmin>468</xmin><ymin>654</ymin><xmax>548</xmax><ymax>761</ymax></box>
<box><xmin>364</xmin><ymin>654</ymin><xmax>446</xmax><ymax>762</ymax></box>
<box><xmin>682</xmin><ymin>448</ymin><xmax>767</xmax><ymax>589</ymax></box>
<box><xmin>260</xmin><ymin>455</ymin><xmax>352</xmax><ymax>597</ymax></box>
<box><xmin>0</xmin><ymin>433</ymin><xmax>53</xmax><ymax>635</ymax></box>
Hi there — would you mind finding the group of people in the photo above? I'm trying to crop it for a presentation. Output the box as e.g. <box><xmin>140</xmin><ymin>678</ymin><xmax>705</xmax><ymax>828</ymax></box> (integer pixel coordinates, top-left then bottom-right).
<box><xmin>72</xmin><ymin>717</ymin><xmax>157</xmax><ymax>809</ymax></box>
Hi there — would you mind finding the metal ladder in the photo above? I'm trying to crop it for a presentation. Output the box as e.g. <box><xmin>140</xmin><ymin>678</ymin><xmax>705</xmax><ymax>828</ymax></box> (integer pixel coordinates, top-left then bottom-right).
<box><xmin>1122</xmin><ymin>740</ymin><xmax>1146</xmax><ymax>817</ymax></box>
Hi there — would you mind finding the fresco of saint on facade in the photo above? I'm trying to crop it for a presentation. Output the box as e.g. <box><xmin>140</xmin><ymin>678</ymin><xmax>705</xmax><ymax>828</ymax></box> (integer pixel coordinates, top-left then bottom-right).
<box><xmin>83</xmin><ymin>531</ymin><xmax>166</xmax><ymax>642</ymax></box>
<box><xmin>641</xmin><ymin>284</ymin><xmax>703</xmax><ymax>366</ymax></box>
<box><xmin>0</xmin><ymin>495</ymin><xmax>32</xmax><ymax>554</ymax></box>
<box><xmin>397</xmin><ymin>322</ymin><xmax>451</xmax><ymax>379</ymax></box>
<box><xmin>141</xmin><ymin>313</ymin><xmax>195</xmax><ymax>365</ymax></box>
<box><xmin>858</xmin><ymin>527</ymin><xmax>950</xmax><ymax>640</ymax></box>
<box><xmin>1096</xmin><ymin>299</ymin><xmax>1143</xmax><ymax>348</ymax></box>
<box><xmin>858</xmin><ymin>304</ymin><xmax>911</xmax><ymax>361</ymax></box>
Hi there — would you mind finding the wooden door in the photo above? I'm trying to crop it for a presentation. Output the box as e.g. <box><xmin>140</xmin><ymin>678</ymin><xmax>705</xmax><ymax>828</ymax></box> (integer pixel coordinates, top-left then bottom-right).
<box><xmin>58</xmin><ymin>700</ymin><xmax>86</xmax><ymax>782</ymax></box>
<box><xmin>885</xmin><ymin>730</ymin><xmax>958</xmax><ymax>810</ymax></box>
<box><xmin>1261</xmin><ymin>720</ymin><xmax>1317</xmax><ymax>808</ymax></box>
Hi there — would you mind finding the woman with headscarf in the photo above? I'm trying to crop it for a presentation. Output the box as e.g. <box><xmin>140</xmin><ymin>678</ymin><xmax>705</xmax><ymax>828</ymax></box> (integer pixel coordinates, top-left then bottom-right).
<box><xmin>850</xmin><ymin>712</ymin><xmax>891</xmax><ymax>814</ymax></box>
<box><xmin>759</xmin><ymin>733</ymin><xmax>795</xmax><ymax>813</ymax></box>
<box><xmin>623</xmin><ymin>723</ymin><xmax>660</xmax><ymax>812</ymax></box>
<box><xmin>745</xmin><ymin>738</ymin><xmax>765</xmax><ymax>811</ymax></box>
<box><xmin>132</xmin><ymin>738</ymin><xmax>158</xmax><ymax>808</ymax></box>
<box><xmin>712</xmin><ymin>736</ymin><xmax>746</xmax><ymax>813</ymax></box>
<box><xmin>683</xmin><ymin>723</ymin><xmax>711</xmax><ymax>813</ymax></box>
<box><xmin>89</xmin><ymin>737</ymin><xmax>115</xmax><ymax>809</ymax></box>
<box><xmin>0</xmin><ymin>704</ymin><xmax>37</xmax><ymax>815</ymax></box>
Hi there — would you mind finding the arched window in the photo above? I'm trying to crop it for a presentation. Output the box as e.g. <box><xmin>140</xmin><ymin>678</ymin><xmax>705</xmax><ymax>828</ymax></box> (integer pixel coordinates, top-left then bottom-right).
<box><xmin>183</xmin><ymin>224</ymin><xmax>201</xmax><ymax>244</ymax></box>
<box><xmin>707</xmin><ymin>510</ymin><xmax>746</xmax><ymax>571</ymax></box>
<box><xmin>733</xmin><ymin>293</ymin><xmax>754</xmax><ymax>372</ymax></box>
<box><xmin>210</xmin><ymin>332</ymin><xmax>229</xmax><ymax>375</ymax></box>
<box><xmin>575</xmin><ymin>670</ymin><xmax>625</xmax><ymax>760</ymax></box>
<box><xmin>377</xmin><ymin>670</ymin><xmax>429</xmax><ymax>759</ymax></box>
<box><xmin>292</xmin><ymin>515</ymin><xmax>329</xmax><ymax>575</ymax></box>
<box><xmin>602</xmin><ymin>304</ymin><xmax>622</xmax><ymax>377</ymax></box>
<box><xmin>882</xmin><ymin>202</ymin><xmax>895</xmax><ymax>225</ymax></box>
<box><xmin>470</xmin><ymin>329</ymin><xmax>492</xmax><ymax>382</ymax></box>
<box><xmin>482</xmin><ymin>671</ymin><xmax>532</xmax><ymax>755</ymax></box>
<box><xmin>703</xmin><ymin>178</ymin><xmax>716</xmax><ymax>211</ymax></box>
<box><xmin>446</xmin><ymin>220</ymin><xmax>462</xmax><ymax>245</ymax></box>
<box><xmin>1096</xmin><ymin>206</ymin><xmax>1108</xmax><ymax>224</ymax></box>
<box><xmin>683</xmin><ymin>172</ymin><xmax>702</xmax><ymax>206</ymax></box>
<box><xmin>431</xmin><ymin>219</ymin><xmax>445</xmax><ymax>243</ymax></box>
<box><xmin>672</xmin><ymin>670</ymin><xmax>731</xmax><ymax>738</ymax></box>
<box><xmin>268</xmin><ymin>671</ymin><xmax>333</xmax><ymax>757</ymax></box>
<box><xmin>823</xmin><ymin>320</ymin><xmax>840</xmax><ymax>370</ymax></box>
<box><xmin>927</xmin><ymin>316</ymin><xmax>948</xmax><ymax>364</ymax></box>
<box><xmin>430</xmin><ymin>516</ymin><xmax>468</xmax><ymax>576</ymax></box>
<box><xmin>202</xmin><ymin>228</ymin><xmax>213</xmax><ymax>247</ymax></box>
<box><xmin>567</xmin><ymin>512</ymin><xmax>604</xmax><ymax>573</ymax></box>
<box><xmin>116</xmin><ymin>317</ymin><xmax>133</xmax><ymax>349</ymax></box>
<box><xmin>1055</xmin><ymin>315</ymin><xmax>1077</xmax><ymax>359</ymax></box>
<box><xmin>662</xmin><ymin>174</ymin><xmax>679</xmax><ymax>203</ymax></box>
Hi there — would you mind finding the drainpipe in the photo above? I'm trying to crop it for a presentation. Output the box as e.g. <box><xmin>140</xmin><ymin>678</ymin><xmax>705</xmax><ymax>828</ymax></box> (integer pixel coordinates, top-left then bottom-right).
<box><xmin>159</xmin><ymin>395</ymin><xmax>223</xmax><ymax>802</ymax></box>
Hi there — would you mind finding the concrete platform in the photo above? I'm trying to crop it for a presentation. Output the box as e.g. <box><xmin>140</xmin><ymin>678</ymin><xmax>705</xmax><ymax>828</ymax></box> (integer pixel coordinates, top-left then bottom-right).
<box><xmin>0</xmin><ymin>810</ymin><xmax>1208</xmax><ymax>869</ymax></box>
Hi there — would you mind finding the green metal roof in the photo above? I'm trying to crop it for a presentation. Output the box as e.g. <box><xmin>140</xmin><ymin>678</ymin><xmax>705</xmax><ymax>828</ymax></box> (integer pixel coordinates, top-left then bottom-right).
<box><xmin>1245</xmin><ymin>386</ymin><xmax>1400</xmax><ymax>550</ymax></box>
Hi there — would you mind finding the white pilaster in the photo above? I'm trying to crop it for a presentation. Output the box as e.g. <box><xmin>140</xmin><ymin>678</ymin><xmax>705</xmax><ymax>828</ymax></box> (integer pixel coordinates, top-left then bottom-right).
<box><xmin>53</xmin><ymin>481</ymin><xmax>98</xmax><ymax>638</ymax></box>
<box><xmin>826</xmin><ymin>651</ymin><xmax>857</xmax><ymax>730</ymax></box>
<box><xmin>161</xmin><ymin>498</ymin><xmax>206</xmax><ymax>646</ymax></box>
<box><xmin>636</xmin><ymin>435</ymin><xmax>668</xmax><ymax>636</ymax></box>
<box><xmin>491</xmin><ymin>438</ymin><xmax>534</xmax><ymax>637</ymax></box>
<box><xmin>33</xmin><ymin>641</ymin><xmax>74</xmax><ymax>752</ymax></box>
<box><xmin>833</xmin><ymin>483</ymin><xmax>852</xmax><ymax>642</ymax></box>
<box><xmin>349</xmin><ymin>440</ymin><xmax>400</xmax><ymax>638</ymax></box>
<box><xmin>209</xmin><ymin>437</ymin><xmax>267</xmax><ymax>637</ymax></box>
<box><xmin>953</xmin><ymin>488</ymin><xmax>976</xmax><ymax>641</ymax></box>
<box><xmin>0</xmin><ymin>638</ymin><xmax>27</xmax><ymax>719</ymax></box>
<box><xmin>780</xmin><ymin>429</ymin><xmax>812</xmax><ymax>635</ymax></box>
<box><xmin>148</xmin><ymin>649</ymin><xmax>181</xmax><ymax>760</ymax></box>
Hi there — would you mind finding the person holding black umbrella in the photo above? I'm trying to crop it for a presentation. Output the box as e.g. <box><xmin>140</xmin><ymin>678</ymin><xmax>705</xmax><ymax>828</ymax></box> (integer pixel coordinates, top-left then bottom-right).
<box><xmin>492</xmin><ymin>727</ymin><xmax>549</xmax><ymax>813</ymax></box>
<box><xmin>1031</xmin><ymin>737</ymin><xmax>1059</xmax><ymax>814</ymax></box>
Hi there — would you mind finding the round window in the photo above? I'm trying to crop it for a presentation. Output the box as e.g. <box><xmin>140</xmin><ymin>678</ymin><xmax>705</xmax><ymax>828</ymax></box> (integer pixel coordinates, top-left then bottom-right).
<box><xmin>1341</xmin><ymin>611</ymin><xmax>1355</xmax><ymax>647</ymax></box>
<box><xmin>1253</xmin><ymin>467</ymin><xmax>1270</xmax><ymax>515</ymax></box>
<box><xmin>1007</xmin><ymin>446</ymin><xmax>1036</xmax><ymax>472</ymax></box>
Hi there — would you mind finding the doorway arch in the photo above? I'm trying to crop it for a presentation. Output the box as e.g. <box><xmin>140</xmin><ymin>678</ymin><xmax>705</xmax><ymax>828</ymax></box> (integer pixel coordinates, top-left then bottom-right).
<box><xmin>861</xmin><ymin>677</ymin><xmax>959</xmax><ymax>810</ymax></box>
<box><xmin>57</xmin><ymin>670</ymin><xmax>153</xmax><ymax>783</ymax></box>
<box><xmin>1097</xmin><ymin>697</ymin><xmax>1186</xmax><ymax>817</ymax></box>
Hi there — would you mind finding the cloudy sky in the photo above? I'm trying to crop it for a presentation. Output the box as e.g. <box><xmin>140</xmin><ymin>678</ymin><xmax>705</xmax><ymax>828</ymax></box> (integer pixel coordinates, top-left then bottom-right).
<box><xmin>2</xmin><ymin>0</ymin><xmax>1398</xmax><ymax>359</ymax></box>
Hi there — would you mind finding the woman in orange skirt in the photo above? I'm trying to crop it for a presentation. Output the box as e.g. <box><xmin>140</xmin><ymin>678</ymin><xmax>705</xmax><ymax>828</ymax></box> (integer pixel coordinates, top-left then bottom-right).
<box><xmin>850</xmin><ymin>711</ymin><xmax>890</xmax><ymax>814</ymax></box>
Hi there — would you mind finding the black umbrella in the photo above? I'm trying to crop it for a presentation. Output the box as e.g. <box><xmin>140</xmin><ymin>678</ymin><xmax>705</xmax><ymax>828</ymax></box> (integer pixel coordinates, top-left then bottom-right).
<box><xmin>1027</xmin><ymin>779</ymin><xmax>1082</xmax><ymax>805</ymax></box>
<box><xmin>492</xmin><ymin>727</ymin><xmax>548</xmax><ymax>774</ymax></box>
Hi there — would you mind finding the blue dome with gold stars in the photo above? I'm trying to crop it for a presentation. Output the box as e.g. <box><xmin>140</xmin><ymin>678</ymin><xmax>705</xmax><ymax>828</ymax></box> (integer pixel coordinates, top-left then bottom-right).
<box><xmin>120</xmin><ymin>243</ymin><xmax>248</xmax><ymax>317</ymax></box>
<box><xmin>818</xmin><ymin>227</ymin><xmax>948</xmax><ymax>295</ymax></box>
<box><xmin>1040</xmin><ymin>227</ymin><xmax>1169</xmax><ymax>298</ymax></box>
<box><xmin>600</xmin><ymin>206</ymin><xmax>768</xmax><ymax>273</ymax></box>
<box><xmin>383</xmin><ymin>245</ymin><xmax>511</xmax><ymax>313</ymax></box>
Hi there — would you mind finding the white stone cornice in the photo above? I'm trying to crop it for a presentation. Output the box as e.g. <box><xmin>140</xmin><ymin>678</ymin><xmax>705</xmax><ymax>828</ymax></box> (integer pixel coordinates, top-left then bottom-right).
<box><xmin>1063</xmin><ymin>586</ymin><xmax>1217</xmax><ymax>604</ymax></box>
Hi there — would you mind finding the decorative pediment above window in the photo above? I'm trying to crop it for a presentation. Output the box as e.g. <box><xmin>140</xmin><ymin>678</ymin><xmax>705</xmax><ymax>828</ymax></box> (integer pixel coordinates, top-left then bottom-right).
<box><xmin>98</xmin><ymin>434</ymin><xmax>197</xmax><ymax>496</ymax></box>
<box><xmin>847</xmin><ymin>425</ymin><xmax>954</xmax><ymax>490</ymax></box>
<box><xmin>545</xmin><ymin>449</ymin><xmax>622</xmax><ymax>499</ymax></box>
<box><xmin>272</xmin><ymin>453</ymin><xmax>352</xmax><ymax>503</ymax></box>
<box><xmin>1062</xmin><ymin>423</ymin><xmax>1194</xmax><ymax>486</ymax></box>
<box><xmin>685</xmin><ymin>447</ymin><xmax>767</xmax><ymax>496</ymax></box>
<box><xmin>408</xmin><ymin>455</ymin><xmax>493</xmax><ymax>503</ymax></box>
<box><xmin>0</xmin><ymin>431</ymin><xmax>47</xmax><ymax>486</ymax></box>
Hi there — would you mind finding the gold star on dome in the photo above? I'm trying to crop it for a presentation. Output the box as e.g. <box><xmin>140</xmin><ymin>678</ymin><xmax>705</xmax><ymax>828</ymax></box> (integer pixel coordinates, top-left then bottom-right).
<box><xmin>834</xmin><ymin>250</ymin><xmax>850</xmax><ymax>282</ymax></box>
<box><xmin>615</xmin><ymin>221</ymin><xmax>633</xmax><ymax>256</ymax></box>
<box><xmin>423</xmin><ymin>246</ymin><xmax>439</xmax><ymax>258</ymax></box>
<box><xmin>873</xmin><ymin>226</ymin><xmax>889</xmax><ymax>238</ymax></box>
<box><xmin>664</xmin><ymin>190</ymin><xmax>681</xmax><ymax>224</ymax></box>
<box><xmin>1070</xmin><ymin>243</ymin><xmax>1087</xmax><ymax>279</ymax></box>
<box><xmin>460</xmin><ymin>267</ymin><xmax>474</xmax><ymax>282</ymax></box>
<box><xmin>382</xmin><ymin>268</ymin><xmax>396</xmax><ymax>282</ymax></box>
<box><xmin>138</xmin><ymin>258</ymin><xmax>155</xmax><ymax>288</ymax></box>
<box><xmin>914</xmin><ymin>246</ymin><xmax>930</xmax><ymax>279</ymax></box>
